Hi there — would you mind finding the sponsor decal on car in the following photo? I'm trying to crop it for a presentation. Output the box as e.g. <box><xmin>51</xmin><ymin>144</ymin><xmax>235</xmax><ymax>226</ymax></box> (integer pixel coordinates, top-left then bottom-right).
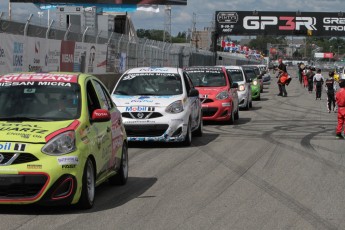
<box><xmin>0</xmin><ymin>123</ymin><xmax>49</xmax><ymax>134</ymax></box>
<box><xmin>57</xmin><ymin>156</ymin><xmax>79</xmax><ymax>165</ymax></box>
<box><xmin>0</xmin><ymin>142</ymin><xmax>27</xmax><ymax>151</ymax></box>
<box><xmin>125</xmin><ymin>106</ymin><xmax>155</xmax><ymax>112</ymax></box>
<box><xmin>0</xmin><ymin>73</ymin><xmax>78</xmax><ymax>83</ymax></box>
<box><xmin>27</xmin><ymin>164</ymin><xmax>42</xmax><ymax>169</ymax></box>
<box><xmin>124</xmin><ymin>120</ymin><xmax>156</xmax><ymax>124</ymax></box>
<box><xmin>62</xmin><ymin>165</ymin><xmax>76</xmax><ymax>169</ymax></box>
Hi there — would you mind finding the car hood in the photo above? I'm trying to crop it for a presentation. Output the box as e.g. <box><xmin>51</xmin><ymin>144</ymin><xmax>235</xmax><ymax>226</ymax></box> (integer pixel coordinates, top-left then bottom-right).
<box><xmin>111</xmin><ymin>95</ymin><xmax>183</xmax><ymax>107</ymax></box>
<box><xmin>0</xmin><ymin>120</ymin><xmax>76</xmax><ymax>143</ymax></box>
<box><xmin>195</xmin><ymin>86</ymin><xmax>228</xmax><ymax>97</ymax></box>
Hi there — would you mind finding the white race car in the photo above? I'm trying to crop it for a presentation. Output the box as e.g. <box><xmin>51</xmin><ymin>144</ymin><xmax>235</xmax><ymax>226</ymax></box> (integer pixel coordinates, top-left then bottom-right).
<box><xmin>111</xmin><ymin>67</ymin><xmax>203</xmax><ymax>146</ymax></box>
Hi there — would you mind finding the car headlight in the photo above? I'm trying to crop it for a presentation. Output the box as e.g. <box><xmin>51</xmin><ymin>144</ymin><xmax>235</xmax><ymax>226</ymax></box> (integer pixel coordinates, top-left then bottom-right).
<box><xmin>166</xmin><ymin>100</ymin><xmax>184</xmax><ymax>114</ymax></box>
<box><xmin>216</xmin><ymin>91</ymin><xmax>229</xmax><ymax>100</ymax></box>
<box><xmin>238</xmin><ymin>84</ymin><xmax>245</xmax><ymax>91</ymax></box>
<box><xmin>253</xmin><ymin>80</ymin><xmax>258</xmax><ymax>86</ymax></box>
<box><xmin>42</xmin><ymin>131</ymin><xmax>76</xmax><ymax>155</ymax></box>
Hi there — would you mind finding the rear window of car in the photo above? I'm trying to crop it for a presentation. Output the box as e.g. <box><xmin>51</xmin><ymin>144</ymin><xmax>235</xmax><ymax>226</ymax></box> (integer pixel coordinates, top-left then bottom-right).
<box><xmin>227</xmin><ymin>69</ymin><xmax>244</xmax><ymax>82</ymax></box>
<box><xmin>243</xmin><ymin>68</ymin><xmax>257</xmax><ymax>81</ymax></box>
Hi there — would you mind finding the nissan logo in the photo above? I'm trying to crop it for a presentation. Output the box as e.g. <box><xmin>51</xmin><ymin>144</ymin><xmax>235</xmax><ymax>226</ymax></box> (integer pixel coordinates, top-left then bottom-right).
<box><xmin>137</xmin><ymin>112</ymin><xmax>145</xmax><ymax>119</ymax></box>
<box><xmin>0</xmin><ymin>154</ymin><xmax>4</xmax><ymax>163</ymax></box>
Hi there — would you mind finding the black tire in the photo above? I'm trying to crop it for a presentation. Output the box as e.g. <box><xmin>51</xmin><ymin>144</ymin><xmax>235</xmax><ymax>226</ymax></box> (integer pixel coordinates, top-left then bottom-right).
<box><xmin>109</xmin><ymin>142</ymin><xmax>129</xmax><ymax>186</ymax></box>
<box><xmin>228</xmin><ymin>109</ymin><xmax>234</xmax><ymax>125</ymax></box>
<box><xmin>234</xmin><ymin>108</ymin><xmax>239</xmax><ymax>120</ymax></box>
<box><xmin>182</xmin><ymin>121</ymin><xmax>192</xmax><ymax>146</ymax></box>
<box><xmin>257</xmin><ymin>94</ymin><xmax>261</xmax><ymax>101</ymax></box>
<box><xmin>249</xmin><ymin>101</ymin><xmax>253</xmax><ymax>108</ymax></box>
<box><xmin>77</xmin><ymin>158</ymin><xmax>95</xmax><ymax>209</ymax></box>
<box><xmin>245</xmin><ymin>100</ymin><xmax>250</xmax><ymax>110</ymax></box>
<box><xmin>193</xmin><ymin>114</ymin><xmax>203</xmax><ymax>137</ymax></box>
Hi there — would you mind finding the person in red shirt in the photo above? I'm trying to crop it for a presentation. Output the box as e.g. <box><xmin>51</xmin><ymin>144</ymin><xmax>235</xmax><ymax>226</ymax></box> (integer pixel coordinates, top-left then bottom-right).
<box><xmin>335</xmin><ymin>80</ymin><xmax>345</xmax><ymax>139</ymax></box>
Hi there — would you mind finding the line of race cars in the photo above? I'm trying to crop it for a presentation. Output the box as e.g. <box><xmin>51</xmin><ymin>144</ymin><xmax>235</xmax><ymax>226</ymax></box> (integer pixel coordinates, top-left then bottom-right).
<box><xmin>0</xmin><ymin>65</ymin><xmax>270</xmax><ymax>209</ymax></box>
<box><xmin>111</xmin><ymin>64</ymin><xmax>271</xmax><ymax>145</ymax></box>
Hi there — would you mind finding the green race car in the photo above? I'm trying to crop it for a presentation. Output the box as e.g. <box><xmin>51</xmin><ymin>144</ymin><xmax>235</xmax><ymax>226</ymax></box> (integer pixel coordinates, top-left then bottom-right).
<box><xmin>242</xmin><ymin>66</ymin><xmax>261</xmax><ymax>100</ymax></box>
<box><xmin>0</xmin><ymin>72</ymin><xmax>128</xmax><ymax>209</ymax></box>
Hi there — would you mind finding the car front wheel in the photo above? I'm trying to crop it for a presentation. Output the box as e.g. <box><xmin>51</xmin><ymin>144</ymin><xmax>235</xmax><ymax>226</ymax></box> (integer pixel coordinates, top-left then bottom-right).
<box><xmin>109</xmin><ymin>142</ymin><xmax>129</xmax><ymax>186</ymax></box>
<box><xmin>182</xmin><ymin>121</ymin><xmax>192</xmax><ymax>146</ymax></box>
<box><xmin>193</xmin><ymin>114</ymin><xmax>203</xmax><ymax>137</ymax></box>
<box><xmin>77</xmin><ymin>158</ymin><xmax>95</xmax><ymax>209</ymax></box>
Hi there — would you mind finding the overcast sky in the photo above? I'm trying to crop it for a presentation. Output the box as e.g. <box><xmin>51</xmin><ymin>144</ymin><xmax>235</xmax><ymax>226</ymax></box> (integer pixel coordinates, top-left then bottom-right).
<box><xmin>1</xmin><ymin>0</ymin><xmax>345</xmax><ymax>35</ymax></box>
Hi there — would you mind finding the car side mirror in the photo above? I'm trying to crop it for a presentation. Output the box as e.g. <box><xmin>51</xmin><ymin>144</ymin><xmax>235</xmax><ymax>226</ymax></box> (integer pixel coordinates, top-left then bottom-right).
<box><xmin>231</xmin><ymin>82</ymin><xmax>239</xmax><ymax>88</ymax></box>
<box><xmin>188</xmin><ymin>88</ymin><xmax>199</xmax><ymax>97</ymax></box>
<box><xmin>91</xmin><ymin>109</ymin><xmax>111</xmax><ymax>122</ymax></box>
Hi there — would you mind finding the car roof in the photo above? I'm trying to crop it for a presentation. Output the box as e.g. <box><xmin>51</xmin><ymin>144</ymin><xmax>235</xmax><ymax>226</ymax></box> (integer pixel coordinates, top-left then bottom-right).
<box><xmin>222</xmin><ymin>66</ymin><xmax>243</xmax><ymax>70</ymax></box>
<box><xmin>125</xmin><ymin>67</ymin><xmax>181</xmax><ymax>74</ymax></box>
<box><xmin>185</xmin><ymin>66</ymin><xmax>225</xmax><ymax>72</ymax></box>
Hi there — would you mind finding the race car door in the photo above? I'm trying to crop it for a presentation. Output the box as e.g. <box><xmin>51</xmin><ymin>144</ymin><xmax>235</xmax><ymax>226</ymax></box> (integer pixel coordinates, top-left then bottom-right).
<box><xmin>183</xmin><ymin>72</ymin><xmax>200</xmax><ymax>130</ymax></box>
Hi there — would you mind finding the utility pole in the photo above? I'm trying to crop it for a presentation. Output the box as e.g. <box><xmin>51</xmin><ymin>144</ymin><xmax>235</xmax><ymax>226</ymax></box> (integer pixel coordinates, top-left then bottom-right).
<box><xmin>163</xmin><ymin>5</ymin><xmax>171</xmax><ymax>43</ymax></box>
<box><xmin>190</xmin><ymin>13</ymin><xmax>199</xmax><ymax>49</ymax></box>
<box><xmin>9</xmin><ymin>2</ymin><xmax>11</xmax><ymax>20</ymax></box>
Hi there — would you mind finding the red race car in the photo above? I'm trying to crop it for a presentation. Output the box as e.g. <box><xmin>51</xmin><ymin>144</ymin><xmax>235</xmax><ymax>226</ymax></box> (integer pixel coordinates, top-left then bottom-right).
<box><xmin>185</xmin><ymin>66</ymin><xmax>239</xmax><ymax>124</ymax></box>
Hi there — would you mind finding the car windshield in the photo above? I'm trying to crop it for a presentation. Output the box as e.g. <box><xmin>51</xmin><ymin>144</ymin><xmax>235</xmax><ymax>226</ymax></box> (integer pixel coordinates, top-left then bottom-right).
<box><xmin>114</xmin><ymin>73</ymin><xmax>183</xmax><ymax>96</ymax></box>
<box><xmin>187</xmin><ymin>71</ymin><xmax>226</xmax><ymax>87</ymax></box>
<box><xmin>0</xmin><ymin>83</ymin><xmax>80</xmax><ymax>121</ymax></box>
<box><xmin>227</xmin><ymin>69</ymin><xmax>244</xmax><ymax>82</ymax></box>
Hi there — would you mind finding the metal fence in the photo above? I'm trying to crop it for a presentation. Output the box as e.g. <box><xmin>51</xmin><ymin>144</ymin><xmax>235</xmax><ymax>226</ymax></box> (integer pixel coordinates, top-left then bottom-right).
<box><xmin>0</xmin><ymin>11</ymin><xmax>261</xmax><ymax>70</ymax></box>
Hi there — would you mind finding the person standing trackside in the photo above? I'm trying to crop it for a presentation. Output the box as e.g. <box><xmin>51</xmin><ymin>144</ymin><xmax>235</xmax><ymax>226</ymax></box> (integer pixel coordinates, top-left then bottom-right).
<box><xmin>276</xmin><ymin>58</ymin><xmax>288</xmax><ymax>97</ymax></box>
<box><xmin>306</xmin><ymin>67</ymin><xmax>315</xmax><ymax>93</ymax></box>
<box><xmin>325</xmin><ymin>71</ymin><xmax>337</xmax><ymax>113</ymax></box>
<box><xmin>335</xmin><ymin>80</ymin><xmax>345</xmax><ymax>139</ymax></box>
<box><xmin>313</xmin><ymin>69</ymin><xmax>325</xmax><ymax>100</ymax></box>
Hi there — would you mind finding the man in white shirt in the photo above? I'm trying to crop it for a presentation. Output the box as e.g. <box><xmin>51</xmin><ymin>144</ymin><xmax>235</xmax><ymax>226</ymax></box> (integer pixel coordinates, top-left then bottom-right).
<box><xmin>313</xmin><ymin>69</ymin><xmax>325</xmax><ymax>100</ymax></box>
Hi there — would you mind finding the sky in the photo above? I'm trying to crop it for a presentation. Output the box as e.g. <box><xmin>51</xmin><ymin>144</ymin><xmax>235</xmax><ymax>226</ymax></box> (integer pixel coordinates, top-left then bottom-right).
<box><xmin>1</xmin><ymin>0</ymin><xmax>345</xmax><ymax>36</ymax></box>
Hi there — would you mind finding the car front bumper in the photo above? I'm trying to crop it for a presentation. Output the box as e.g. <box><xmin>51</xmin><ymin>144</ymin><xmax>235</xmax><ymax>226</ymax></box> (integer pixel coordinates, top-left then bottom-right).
<box><xmin>122</xmin><ymin>110</ymin><xmax>190</xmax><ymax>142</ymax></box>
<box><xmin>0</xmin><ymin>146</ymin><xmax>83</xmax><ymax>205</ymax></box>
<box><xmin>251</xmin><ymin>85</ymin><xmax>260</xmax><ymax>99</ymax></box>
<box><xmin>201</xmin><ymin>100</ymin><xmax>232</xmax><ymax>121</ymax></box>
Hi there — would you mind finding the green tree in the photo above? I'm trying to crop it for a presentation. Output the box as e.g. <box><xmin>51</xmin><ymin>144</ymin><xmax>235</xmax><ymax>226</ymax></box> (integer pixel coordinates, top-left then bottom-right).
<box><xmin>249</xmin><ymin>35</ymin><xmax>287</xmax><ymax>55</ymax></box>
<box><xmin>136</xmin><ymin>29</ymin><xmax>187</xmax><ymax>43</ymax></box>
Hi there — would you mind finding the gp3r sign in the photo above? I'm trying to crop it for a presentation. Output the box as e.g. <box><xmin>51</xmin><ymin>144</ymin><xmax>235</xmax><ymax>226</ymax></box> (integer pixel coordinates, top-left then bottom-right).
<box><xmin>215</xmin><ymin>11</ymin><xmax>345</xmax><ymax>36</ymax></box>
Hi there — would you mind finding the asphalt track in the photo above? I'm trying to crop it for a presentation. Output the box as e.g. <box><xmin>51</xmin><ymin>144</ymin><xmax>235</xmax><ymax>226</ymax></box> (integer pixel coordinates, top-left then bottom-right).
<box><xmin>1</xmin><ymin>67</ymin><xmax>345</xmax><ymax>230</ymax></box>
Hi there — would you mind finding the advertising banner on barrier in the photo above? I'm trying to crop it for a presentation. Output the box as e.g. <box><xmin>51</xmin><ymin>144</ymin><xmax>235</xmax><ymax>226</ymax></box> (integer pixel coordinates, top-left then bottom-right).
<box><xmin>0</xmin><ymin>34</ymin><xmax>11</xmax><ymax>73</ymax></box>
<box><xmin>60</xmin><ymin>40</ymin><xmax>75</xmax><ymax>72</ymax></box>
<box><xmin>27</xmin><ymin>37</ymin><xmax>46</xmax><ymax>72</ymax></box>
<box><xmin>74</xmin><ymin>42</ymin><xmax>87</xmax><ymax>73</ymax></box>
<box><xmin>44</xmin><ymin>39</ymin><xmax>61</xmax><ymax>72</ymax></box>
<box><xmin>215</xmin><ymin>11</ymin><xmax>345</xmax><ymax>36</ymax></box>
<box><xmin>315</xmin><ymin>52</ymin><xmax>334</xmax><ymax>58</ymax></box>
<box><xmin>10</xmin><ymin>34</ymin><xmax>26</xmax><ymax>73</ymax></box>
<box><xmin>86</xmin><ymin>44</ymin><xmax>107</xmax><ymax>74</ymax></box>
